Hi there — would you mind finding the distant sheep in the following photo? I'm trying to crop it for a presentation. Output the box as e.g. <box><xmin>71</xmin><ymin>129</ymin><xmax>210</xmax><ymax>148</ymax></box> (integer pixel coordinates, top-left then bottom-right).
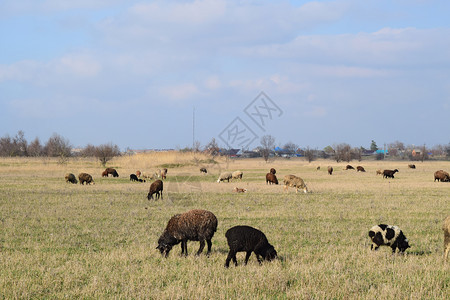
<box><xmin>344</xmin><ymin>165</ymin><xmax>354</xmax><ymax>170</ymax></box>
<box><xmin>65</xmin><ymin>173</ymin><xmax>78</xmax><ymax>184</ymax></box>
<box><xmin>161</xmin><ymin>168</ymin><xmax>168</xmax><ymax>179</ymax></box>
<box><xmin>376</xmin><ymin>169</ymin><xmax>383</xmax><ymax>175</ymax></box>
<box><xmin>217</xmin><ymin>172</ymin><xmax>232</xmax><ymax>183</ymax></box>
<box><xmin>200</xmin><ymin>167</ymin><xmax>207</xmax><ymax>174</ymax></box>
<box><xmin>328</xmin><ymin>166</ymin><xmax>333</xmax><ymax>175</ymax></box>
<box><xmin>266</xmin><ymin>173</ymin><xmax>278</xmax><ymax>185</ymax></box>
<box><xmin>443</xmin><ymin>216</ymin><xmax>450</xmax><ymax>261</ymax></box>
<box><xmin>383</xmin><ymin>169</ymin><xmax>399</xmax><ymax>179</ymax></box>
<box><xmin>356</xmin><ymin>166</ymin><xmax>366</xmax><ymax>172</ymax></box>
<box><xmin>224</xmin><ymin>225</ymin><xmax>277</xmax><ymax>268</ymax></box>
<box><xmin>233</xmin><ymin>187</ymin><xmax>247</xmax><ymax>193</ymax></box>
<box><xmin>434</xmin><ymin>170</ymin><xmax>450</xmax><ymax>182</ymax></box>
<box><xmin>232</xmin><ymin>170</ymin><xmax>243</xmax><ymax>181</ymax></box>
<box><xmin>136</xmin><ymin>170</ymin><xmax>141</xmax><ymax>177</ymax></box>
<box><xmin>78</xmin><ymin>173</ymin><xmax>95</xmax><ymax>185</ymax></box>
<box><xmin>368</xmin><ymin>224</ymin><xmax>410</xmax><ymax>253</ymax></box>
<box><xmin>101</xmin><ymin>170</ymin><xmax>108</xmax><ymax>177</ymax></box>
<box><xmin>157</xmin><ymin>209</ymin><xmax>218</xmax><ymax>257</ymax></box>
<box><xmin>408</xmin><ymin>164</ymin><xmax>416</xmax><ymax>169</ymax></box>
<box><xmin>270</xmin><ymin>168</ymin><xmax>276</xmax><ymax>175</ymax></box>
<box><xmin>130</xmin><ymin>174</ymin><xmax>145</xmax><ymax>182</ymax></box>
<box><xmin>142</xmin><ymin>171</ymin><xmax>158</xmax><ymax>181</ymax></box>
<box><xmin>147</xmin><ymin>179</ymin><xmax>163</xmax><ymax>200</ymax></box>
<box><xmin>316</xmin><ymin>166</ymin><xmax>320</xmax><ymax>170</ymax></box>
<box><xmin>283</xmin><ymin>175</ymin><xmax>308</xmax><ymax>193</ymax></box>
<box><xmin>103</xmin><ymin>168</ymin><xmax>119</xmax><ymax>177</ymax></box>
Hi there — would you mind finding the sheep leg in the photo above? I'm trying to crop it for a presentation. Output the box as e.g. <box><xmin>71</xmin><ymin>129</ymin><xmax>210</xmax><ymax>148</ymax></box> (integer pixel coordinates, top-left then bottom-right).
<box><xmin>244</xmin><ymin>251</ymin><xmax>252</xmax><ymax>265</ymax></box>
<box><xmin>256</xmin><ymin>255</ymin><xmax>263</xmax><ymax>265</ymax></box>
<box><xmin>225</xmin><ymin>251</ymin><xmax>238</xmax><ymax>268</ymax></box>
<box><xmin>196</xmin><ymin>240</ymin><xmax>205</xmax><ymax>256</ymax></box>
<box><xmin>206</xmin><ymin>239</ymin><xmax>212</xmax><ymax>256</ymax></box>
<box><xmin>160</xmin><ymin>191</ymin><xmax>163</xmax><ymax>200</ymax></box>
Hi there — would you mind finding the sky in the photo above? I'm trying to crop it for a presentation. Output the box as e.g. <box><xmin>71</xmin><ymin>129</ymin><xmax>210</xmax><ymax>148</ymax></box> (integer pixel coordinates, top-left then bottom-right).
<box><xmin>1</xmin><ymin>0</ymin><xmax>450</xmax><ymax>151</ymax></box>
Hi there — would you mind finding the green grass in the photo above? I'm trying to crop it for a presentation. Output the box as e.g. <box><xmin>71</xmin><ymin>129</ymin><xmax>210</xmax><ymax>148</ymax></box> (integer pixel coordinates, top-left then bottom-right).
<box><xmin>0</xmin><ymin>158</ymin><xmax>449</xmax><ymax>299</ymax></box>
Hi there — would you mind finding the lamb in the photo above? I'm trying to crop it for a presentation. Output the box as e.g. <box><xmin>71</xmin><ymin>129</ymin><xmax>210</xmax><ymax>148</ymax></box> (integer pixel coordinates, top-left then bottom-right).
<box><xmin>136</xmin><ymin>170</ymin><xmax>141</xmax><ymax>177</ymax></box>
<box><xmin>443</xmin><ymin>216</ymin><xmax>450</xmax><ymax>261</ymax></box>
<box><xmin>408</xmin><ymin>164</ymin><xmax>416</xmax><ymax>169</ymax></box>
<box><xmin>269</xmin><ymin>168</ymin><xmax>276</xmax><ymax>175</ymax></box>
<box><xmin>283</xmin><ymin>175</ymin><xmax>308</xmax><ymax>193</ymax></box>
<box><xmin>130</xmin><ymin>174</ymin><xmax>145</xmax><ymax>182</ymax></box>
<box><xmin>217</xmin><ymin>172</ymin><xmax>232</xmax><ymax>183</ymax></box>
<box><xmin>327</xmin><ymin>166</ymin><xmax>333</xmax><ymax>175</ymax></box>
<box><xmin>266</xmin><ymin>173</ymin><xmax>278</xmax><ymax>185</ymax></box>
<box><xmin>65</xmin><ymin>173</ymin><xmax>78</xmax><ymax>184</ymax></box>
<box><xmin>356</xmin><ymin>166</ymin><xmax>366</xmax><ymax>172</ymax></box>
<box><xmin>232</xmin><ymin>170</ymin><xmax>243</xmax><ymax>181</ymax></box>
<box><xmin>161</xmin><ymin>168</ymin><xmax>168</xmax><ymax>179</ymax></box>
<box><xmin>200</xmin><ymin>167</ymin><xmax>208</xmax><ymax>174</ymax></box>
<box><xmin>434</xmin><ymin>170</ymin><xmax>450</xmax><ymax>182</ymax></box>
<box><xmin>224</xmin><ymin>225</ymin><xmax>277</xmax><ymax>268</ymax></box>
<box><xmin>157</xmin><ymin>209</ymin><xmax>218</xmax><ymax>257</ymax></box>
<box><xmin>78</xmin><ymin>173</ymin><xmax>95</xmax><ymax>185</ymax></box>
<box><xmin>344</xmin><ymin>165</ymin><xmax>355</xmax><ymax>170</ymax></box>
<box><xmin>368</xmin><ymin>224</ymin><xmax>410</xmax><ymax>253</ymax></box>
<box><xmin>147</xmin><ymin>179</ymin><xmax>163</xmax><ymax>200</ymax></box>
<box><xmin>233</xmin><ymin>187</ymin><xmax>247</xmax><ymax>193</ymax></box>
<box><xmin>383</xmin><ymin>169</ymin><xmax>399</xmax><ymax>179</ymax></box>
<box><xmin>376</xmin><ymin>169</ymin><xmax>383</xmax><ymax>175</ymax></box>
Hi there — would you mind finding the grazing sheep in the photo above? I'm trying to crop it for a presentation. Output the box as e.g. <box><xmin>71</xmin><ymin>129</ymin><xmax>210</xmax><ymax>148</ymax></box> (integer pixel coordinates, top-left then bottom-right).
<box><xmin>130</xmin><ymin>174</ymin><xmax>145</xmax><ymax>182</ymax></box>
<box><xmin>316</xmin><ymin>166</ymin><xmax>320</xmax><ymax>170</ymax></box>
<box><xmin>233</xmin><ymin>187</ymin><xmax>247</xmax><ymax>193</ymax></box>
<box><xmin>434</xmin><ymin>170</ymin><xmax>450</xmax><ymax>182</ymax></box>
<box><xmin>103</xmin><ymin>168</ymin><xmax>119</xmax><ymax>177</ymax></box>
<box><xmin>136</xmin><ymin>170</ymin><xmax>141</xmax><ymax>177</ymax></box>
<box><xmin>157</xmin><ymin>209</ymin><xmax>218</xmax><ymax>257</ymax></box>
<box><xmin>138</xmin><ymin>179</ymin><xmax>145</xmax><ymax>183</ymax></box>
<box><xmin>232</xmin><ymin>170</ymin><xmax>243</xmax><ymax>181</ymax></box>
<box><xmin>78</xmin><ymin>173</ymin><xmax>95</xmax><ymax>185</ymax></box>
<box><xmin>142</xmin><ymin>171</ymin><xmax>158</xmax><ymax>181</ymax></box>
<box><xmin>161</xmin><ymin>168</ymin><xmax>168</xmax><ymax>179</ymax></box>
<box><xmin>383</xmin><ymin>169</ymin><xmax>399</xmax><ymax>179</ymax></box>
<box><xmin>65</xmin><ymin>173</ymin><xmax>78</xmax><ymax>184</ymax></box>
<box><xmin>368</xmin><ymin>224</ymin><xmax>410</xmax><ymax>253</ymax></box>
<box><xmin>356</xmin><ymin>166</ymin><xmax>366</xmax><ymax>172</ymax></box>
<box><xmin>101</xmin><ymin>170</ymin><xmax>108</xmax><ymax>177</ymax></box>
<box><xmin>344</xmin><ymin>165</ymin><xmax>354</xmax><ymax>170</ymax></box>
<box><xmin>266</xmin><ymin>173</ymin><xmax>278</xmax><ymax>185</ymax></box>
<box><xmin>224</xmin><ymin>225</ymin><xmax>277</xmax><ymax>268</ymax></box>
<box><xmin>200</xmin><ymin>167</ymin><xmax>207</xmax><ymax>174</ymax></box>
<box><xmin>443</xmin><ymin>216</ymin><xmax>450</xmax><ymax>261</ymax></box>
<box><xmin>327</xmin><ymin>166</ymin><xmax>333</xmax><ymax>175</ymax></box>
<box><xmin>408</xmin><ymin>164</ymin><xmax>416</xmax><ymax>169</ymax></box>
<box><xmin>283</xmin><ymin>175</ymin><xmax>308</xmax><ymax>193</ymax></box>
<box><xmin>270</xmin><ymin>168</ymin><xmax>276</xmax><ymax>175</ymax></box>
<box><xmin>147</xmin><ymin>180</ymin><xmax>163</xmax><ymax>200</ymax></box>
<box><xmin>217</xmin><ymin>172</ymin><xmax>232</xmax><ymax>183</ymax></box>
<box><xmin>376</xmin><ymin>169</ymin><xmax>383</xmax><ymax>175</ymax></box>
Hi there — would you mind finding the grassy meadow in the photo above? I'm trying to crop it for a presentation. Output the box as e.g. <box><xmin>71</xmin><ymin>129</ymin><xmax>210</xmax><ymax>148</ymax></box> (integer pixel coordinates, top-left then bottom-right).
<box><xmin>0</xmin><ymin>153</ymin><xmax>449</xmax><ymax>299</ymax></box>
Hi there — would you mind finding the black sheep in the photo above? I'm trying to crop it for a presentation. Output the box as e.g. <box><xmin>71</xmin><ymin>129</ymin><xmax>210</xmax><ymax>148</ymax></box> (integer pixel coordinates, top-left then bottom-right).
<box><xmin>383</xmin><ymin>169</ymin><xmax>399</xmax><ymax>179</ymax></box>
<box><xmin>157</xmin><ymin>209</ymin><xmax>218</xmax><ymax>257</ymax></box>
<box><xmin>224</xmin><ymin>225</ymin><xmax>277</xmax><ymax>268</ymax></box>
<box><xmin>130</xmin><ymin>174</ymin><xmax>139</xmax><ymax>181</ymax></box>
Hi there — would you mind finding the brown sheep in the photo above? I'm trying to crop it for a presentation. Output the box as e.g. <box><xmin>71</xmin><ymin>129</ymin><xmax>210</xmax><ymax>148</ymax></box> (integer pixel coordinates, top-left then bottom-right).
<box><xmin>157</xmin><ymin>209</ymin><xmax>218</xmax><ymax>257</ymax></box>
<box><xmin>233</xmin><ymin>187</ymin><xmax>247</xmax><ymax>193</ymax></box>
<box><xmin>443</xmin><ymin>216</ymin><xmax>450</xmax><ymax>261</ymax></box>
<box><xmin>266</xmin><ymin>173</ymin><xmax>278</xmax><ymax>185</ymax></box>
<box><xmin>408</xmin><ymin>164</ymin><xmax>416</xmax><ymax>169</ymax></box>
<box><xmin>65</xmin><ymin>173</ymin><xmax>78</xmax><ymax>184</ymax></box>
<box><xmin>376</xmin><ymin>169</ymin><xmax>383</xmax><ymax>175</ymax></box>
<box><xmin>103</xmin><ymin>167</ymin><xmax>119</xmax><ymax>177</ymax></box>
<box><xmin>147</xmin><ymin>180</ymin><xmax>164</xmax><ymax>200</ymax></box>
<box><xmin>327</xmin><ymin>166</ymin><xmax>333</xmax><ymax>175</ymax></box>
<box><xmin>283</xmin><ymin>175</ymin><xmax>308</xmax><ymax>193</ymax></box>
<box><xmin>383</xmin><ymin>169</ymin><xmax>399</xmax><ymax>179</ymax></box>
<box><xmin>434</xmin><ymin>170</ymin><xmax>450</xmax><ymax>182</ymax></box>
<box><xmin>356</xmin><ymin>166</ymin><xmax>366</xmax><ymax>172</ymax></box>
<box><xmin>270</xmin><ymin>168</ymin><xmax>276</xmax><ymax>175</ymax></box>
<box><xmin>136</xmin><ymin>170</ymin><xmax>141</xmax><ymax>177</ymax></box>
<box><xmin>161</xmin><ymin>168</ymin><xmax>168</xmax><ymax>179</ymax></box>
<box><xmin>101</xmin><ymin>170</ymin><xmax>108</xmax><ymax>177</ymax></box>
<box><xmin>344</xmin><ymin>165</ymin><xmax>354</xmax><ymax>170</ymax></box>
<box><xmin>78</xmin><ymin>173</ymin><xmax>95</xmax><ymax>185</ymax></box>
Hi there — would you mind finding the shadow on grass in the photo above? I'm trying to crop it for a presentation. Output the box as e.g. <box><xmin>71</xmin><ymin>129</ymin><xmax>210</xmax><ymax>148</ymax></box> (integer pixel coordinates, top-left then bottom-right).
<box><xmin>407</xmin><ymin>250</ymin><xmax>433</xmax><ymax>256</ymax></box>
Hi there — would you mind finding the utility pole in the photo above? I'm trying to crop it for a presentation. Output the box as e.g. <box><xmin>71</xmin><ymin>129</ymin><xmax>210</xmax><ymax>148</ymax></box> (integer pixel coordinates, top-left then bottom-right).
<box><xmin>192</xmin><ymin>106</ymin><xmax>195</xmax><ymax>150</ymax></box>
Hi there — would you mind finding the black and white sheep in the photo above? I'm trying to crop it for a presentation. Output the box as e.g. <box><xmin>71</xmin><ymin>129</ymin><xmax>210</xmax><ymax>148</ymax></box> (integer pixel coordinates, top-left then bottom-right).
<box><xmin>383</xmin><ymin>169</ymin><xmax>399</xmax><ymax>179</ymax></box>
<box><xmin>408</xmin><ymin>164</ymin><xmax>416</xmax><ymax>169</ymax></box>
<box><xmin>147</xmin><ymin>179</ymin><xmax>163</xmax><ymax>200</ymax></box>
<box><xmin>266</xmin><ymin>173</ymin><xmax>278</xmax><ymax>185</ymax></box>
<box><xmin>224</xmin><ymin>225</ymin><xmax>278</xmax><ymax>267</ymax></box>
<box><xmin>157</xmin><ymin>209</ymin><xmax>218</xmax><ymax>257</ymax></box>
<box><xmin>65</xmin><ymin>173</ymin><xmax>78</xmax><ymax>184</ymax></box>
<box><xmin>217</xmin><ymin>172</ymin><xmax>232</xmax><ymax>183</ymax></box>
<box><xmin>368</xmin><ymin>224</ymin><xmax>410</xmax><ymax>253</ymax></box>
<box><xmin>200</xmin><ymin>167</ymin><xmax>208</xmax><ymax>174</ymax></box>
<box><xmin>78</xmin><ymin>173</ymin><xmax>95</xmax><ymax>185</ymax></box>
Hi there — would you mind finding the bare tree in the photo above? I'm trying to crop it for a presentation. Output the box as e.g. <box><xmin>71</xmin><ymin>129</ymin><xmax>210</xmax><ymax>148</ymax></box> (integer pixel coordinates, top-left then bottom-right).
<box><xmin>79</xmin><ymin>144</ymin><xmax>97</xmax><ymax>157</ymax></box>
<box><xmin>204</xmin><ymin>138</ymin><xmax>220</xmax><ymax>156</ymax></box>
<box><xmin>43</xmin><ymin>133</ymin><xmax>72</xmax><ymax>158</ymax></box>
<box><xmin>283</xmin><ymin>141</ymin><xmax>298</xmax><ymax>154</ymax></box>
<box><xmin>95</xmin><ymin>143</ymin><xmax>121</xmax><ymax>166</ymax></box>
<box><xmin>260</xmin><ymin>135</ymin><xmax>275</xmax><ymax>162</ymax></box>
<box><xmin>27</xmin><ymin>137</ymin><xmax>43</xmax><ymax>157</ymax></box>
<box><xmin>334</xmin><ymin>143</ymin><xmax>352</xmax><ymax>162</ymax></box>
<box><xmin>303</xmin><ymin>146</ymin><xmax>315</xmax><ymax>163</ymax></box>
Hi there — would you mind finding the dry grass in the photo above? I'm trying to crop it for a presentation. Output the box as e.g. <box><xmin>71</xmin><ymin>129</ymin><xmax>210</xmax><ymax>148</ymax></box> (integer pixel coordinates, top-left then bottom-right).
<box><xmin>0</xmin><ymin>155</ymin><xmax>449</xmax><ymax>299</ymax></box>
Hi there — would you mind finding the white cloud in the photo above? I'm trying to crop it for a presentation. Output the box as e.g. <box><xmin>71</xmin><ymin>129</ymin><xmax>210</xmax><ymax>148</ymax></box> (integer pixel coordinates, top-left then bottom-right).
<box><xmin>159</xmin><ymin>83</ymin><xmax>200</xmax><ymax>102</ymax></box>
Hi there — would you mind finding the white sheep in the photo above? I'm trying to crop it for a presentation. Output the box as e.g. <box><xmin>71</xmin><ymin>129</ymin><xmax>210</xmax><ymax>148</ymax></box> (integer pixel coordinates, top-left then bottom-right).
<box><xmin>217</xmin><ymin>172</ymin><xmax>232</xmax><ymax>183</ymax></box>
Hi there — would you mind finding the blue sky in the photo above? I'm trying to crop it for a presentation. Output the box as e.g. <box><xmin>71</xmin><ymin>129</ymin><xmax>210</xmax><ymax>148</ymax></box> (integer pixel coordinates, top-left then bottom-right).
<box><xmin>1</xmin><ymin>0</ymin><xmax>449</xmax><ymax>150</ymax></box>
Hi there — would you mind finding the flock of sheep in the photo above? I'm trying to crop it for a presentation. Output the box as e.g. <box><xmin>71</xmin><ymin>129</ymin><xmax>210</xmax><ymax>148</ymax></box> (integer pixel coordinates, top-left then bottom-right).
<box><xmin>64</xmin><ymin>163</ymin><xmax>450</xmax><ymax>264</ymax></box>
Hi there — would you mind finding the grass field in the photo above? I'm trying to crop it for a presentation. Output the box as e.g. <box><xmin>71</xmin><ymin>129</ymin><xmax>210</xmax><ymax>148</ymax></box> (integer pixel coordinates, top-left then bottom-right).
<box><xmin>0</xmin><ymin>154</ymin><xmax>449</xmax><ymax>299</ymax></box>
